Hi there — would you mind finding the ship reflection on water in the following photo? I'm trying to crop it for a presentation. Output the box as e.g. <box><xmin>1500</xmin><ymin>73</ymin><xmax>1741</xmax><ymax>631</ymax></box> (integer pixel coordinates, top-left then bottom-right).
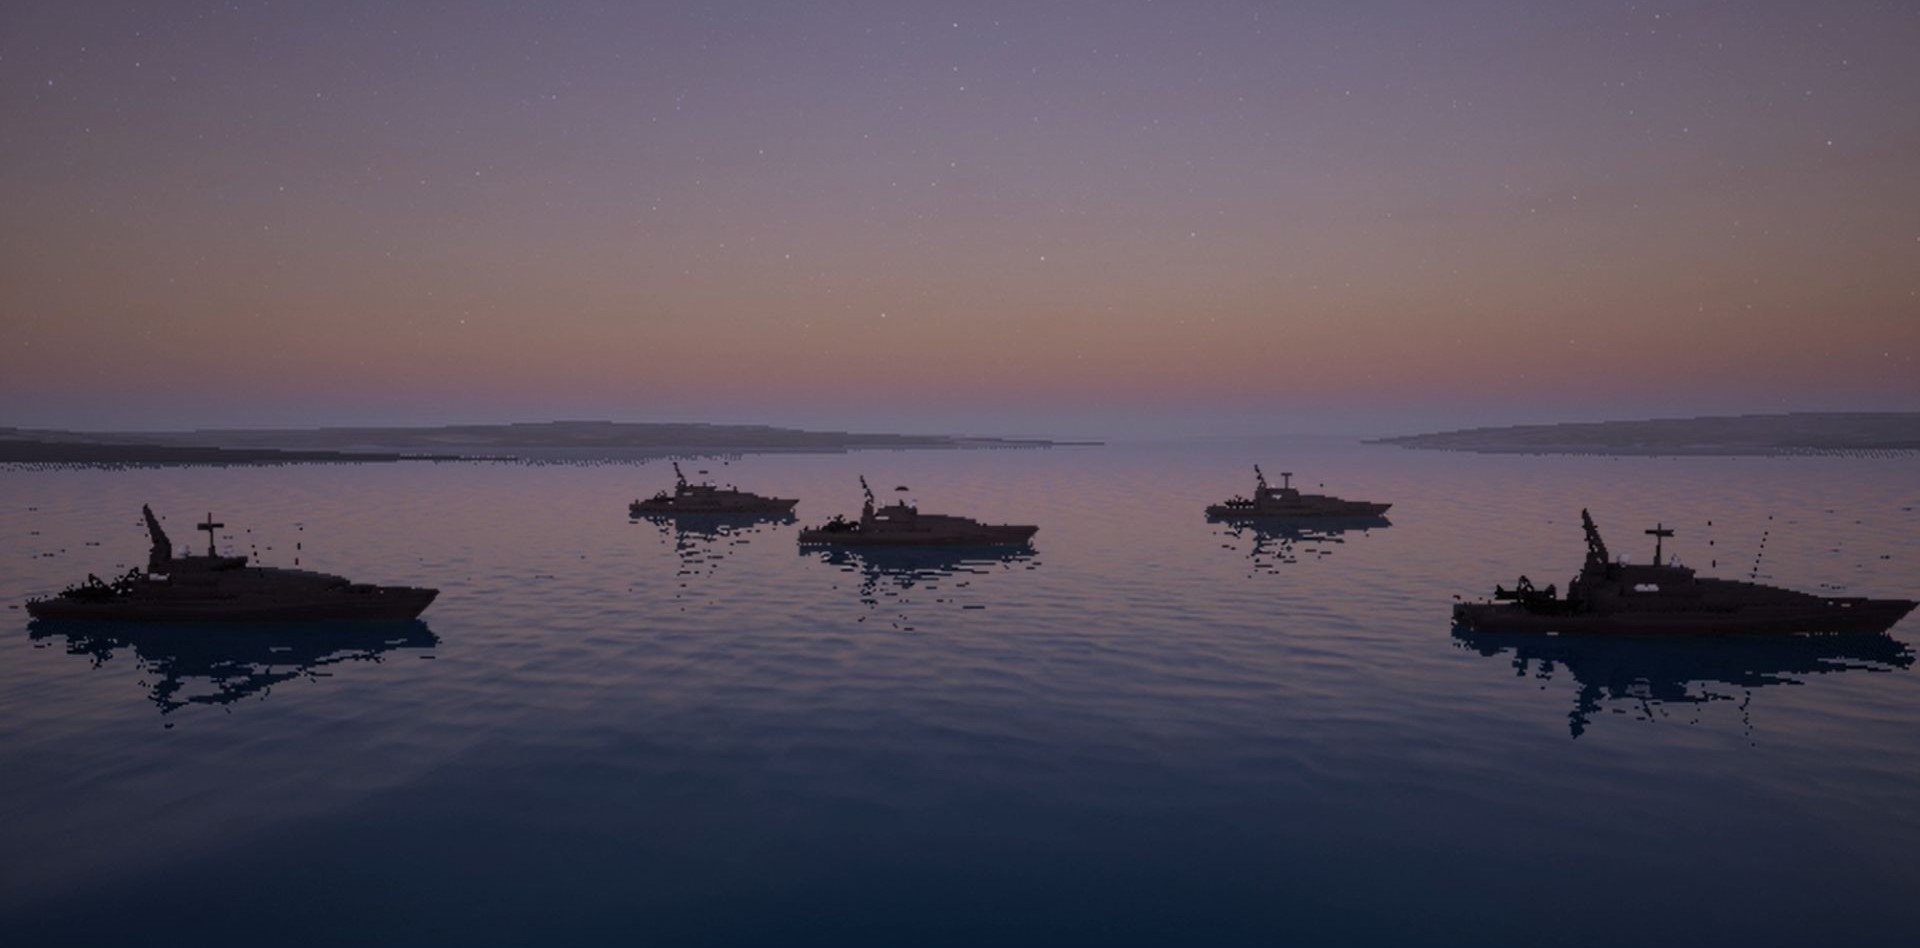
<box><xmin>1452</xmin><ymin>624</ymin><xmax>1914</xmax><ymax>738</ymax></box>
<box><xmin>1213</xmin><ymin>515</ymin><xmax>1390</xmax><ymax>571</ymax></box>
<box><xmin>806</xmin><ymin>545</ymin><xmax>1038</xmax><ymax>630</ymax></box>
<box><xmin>28</xmin><ymin>619</ymin><xmax>438</xmax><ymax>716</ymax></box>
<box><xmin>632</xmin><ymin>510</ymin><xmax>795</xmax><ymax>586</ymax></box>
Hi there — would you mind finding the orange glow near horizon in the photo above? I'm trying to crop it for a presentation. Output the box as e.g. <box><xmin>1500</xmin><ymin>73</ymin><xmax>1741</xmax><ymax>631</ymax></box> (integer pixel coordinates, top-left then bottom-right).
<box><xmin>3</xmin><ymin>3</ymin><xmax>1917</xmax><ymax>434</ymax></box>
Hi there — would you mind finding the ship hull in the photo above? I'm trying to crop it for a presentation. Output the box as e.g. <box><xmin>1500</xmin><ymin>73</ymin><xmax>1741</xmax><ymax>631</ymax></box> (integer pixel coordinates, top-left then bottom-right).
<box><xmin>1452</xmin><ymin>597</ymin><xmax>1916</xmax><ymax>636</ymax></box>
<box><xmin>24</xmin><ymin>586</ymin><xmax>439</xmax><ymax>623</ymax></box>
<box><xmin>1206</xmin><ymin>502</ymin><xmax>1391</xmax><ymax>519</ymax></box>
<box><xmin>797</xmin><ymin>525</ymin><xmax>1038</xmax><ymax>547</ymax></box>
<box><xmin>630</xmin><ymin>498</ymin><xmax>798</xmax><ymax>516</ymax></box>
<box><xmin>1208</xmin><ymin>512</ymin><xmax>1392</xmax><ymax>529</ymax></box>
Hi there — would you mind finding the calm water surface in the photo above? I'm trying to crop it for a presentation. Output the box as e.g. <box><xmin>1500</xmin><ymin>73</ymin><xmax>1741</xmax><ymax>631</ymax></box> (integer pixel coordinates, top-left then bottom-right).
<box><xmin>3</xmin><ymin>439</ymin><xmax>1917</xmax><ymax>946</ymax></box>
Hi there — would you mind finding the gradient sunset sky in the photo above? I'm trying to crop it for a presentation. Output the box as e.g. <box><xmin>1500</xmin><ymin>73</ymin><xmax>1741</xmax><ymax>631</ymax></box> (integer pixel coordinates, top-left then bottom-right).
<box><xmin>3</xmin><ymin>1</ymin><xmax>1916</xmax><ymax>436</ymax></box>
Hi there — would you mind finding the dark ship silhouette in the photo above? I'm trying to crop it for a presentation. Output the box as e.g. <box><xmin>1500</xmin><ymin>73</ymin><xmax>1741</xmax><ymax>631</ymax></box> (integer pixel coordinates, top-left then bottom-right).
<box><xmin>23</xmin><ymin>506</ymin><xmax>438</xmax><ymax>622</ymax></box>
<box><xmin>629</xmin><ymin>461</ymin><xmax>798</xmax><ymax>516</ymax></box>
<box><xmin>1206</xmin><ymin>466</ymin><xmax>1391</xmax><ymax>520</ymax></box>
<box><xmin>798</xmin><ymin>477</ymin><xmax>1038</xmax><ymax>546</ymax></box>
<box><xmin>1453</xmin><ymin>510</ymin><xmax>1917</xmax><ymax>635</ymax></box>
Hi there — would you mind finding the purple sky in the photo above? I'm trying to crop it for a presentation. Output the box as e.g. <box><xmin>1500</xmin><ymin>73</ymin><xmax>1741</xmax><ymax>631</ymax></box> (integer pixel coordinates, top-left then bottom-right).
<box><xmin>3</xmin><ymin>1</ymin><xmax>1917</xmax><ymax>436</ymax></box>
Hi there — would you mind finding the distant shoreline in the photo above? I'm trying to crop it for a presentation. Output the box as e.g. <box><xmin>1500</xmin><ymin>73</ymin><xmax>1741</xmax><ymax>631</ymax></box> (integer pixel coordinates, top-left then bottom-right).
<box><xmin>1371</xmin><ymin>412</ymin><xmax>1920</xmax><ymax>457</ymax></box>
<box><xmin>0</xmin><ymin>421</ymin><xmax>1085</xmax><ymax>466</ymax></box>
<box><xmin>0</xmin><ymin>443</ymin><xmax>461</xmax><ymax>465</ymax></box>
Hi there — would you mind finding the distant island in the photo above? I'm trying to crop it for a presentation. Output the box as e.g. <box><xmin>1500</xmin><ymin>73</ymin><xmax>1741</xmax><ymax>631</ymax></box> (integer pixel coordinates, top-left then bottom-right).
<box><xmin>0</xmin><ymin>421</ymin><xmax>1077</xmax><ymax>465</ymax></box>
<box><xmin>1372</xmin><ymin>412</ymin><xmax>1920</xmax><ymax>456</ymax></box>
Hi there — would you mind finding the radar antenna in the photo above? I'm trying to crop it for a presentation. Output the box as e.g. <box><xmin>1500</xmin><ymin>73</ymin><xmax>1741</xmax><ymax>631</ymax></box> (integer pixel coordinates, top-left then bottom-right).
<box><xmin>1279</xmin><ymin>471</ymin><xmax>1294</xmax><ymax>490</ymax></box>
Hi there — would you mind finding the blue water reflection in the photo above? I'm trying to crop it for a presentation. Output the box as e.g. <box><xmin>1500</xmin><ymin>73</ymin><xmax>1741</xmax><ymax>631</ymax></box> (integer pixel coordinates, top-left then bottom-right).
<box><xmin>29</xmin><ymin>619</ymin><xmax>437</xmax><ymax>716</ymax></box>
<box><xmin>635</xmin><ymin>510</ymin><xmax>795</xmax><ymax>573</ymax></box>
<box><xmin>1452</xmin><ymin>624</ymin><xmax>1915</xmax><ymax>737</ymax></box>
<box><xmin>3</xmin><ymin>441</ymin><xmax>1917</xmax><ymax>945</ymax></box>
<box><xmin>1213</xmin><ymin>515</ymin><xmax>1391</xmax><ymax>571</ymax></box>
<box><xmin>806</xmin><ymin>544</ymin><xmax>1038</xmax><ymax>630</ymax></box>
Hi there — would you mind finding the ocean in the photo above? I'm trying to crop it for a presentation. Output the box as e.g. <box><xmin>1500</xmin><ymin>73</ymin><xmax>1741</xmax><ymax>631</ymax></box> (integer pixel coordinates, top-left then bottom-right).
<box><xmin>3</xmin><ymin>438</ymin><xmax>1916</xmax><ymax>946</ymax></box>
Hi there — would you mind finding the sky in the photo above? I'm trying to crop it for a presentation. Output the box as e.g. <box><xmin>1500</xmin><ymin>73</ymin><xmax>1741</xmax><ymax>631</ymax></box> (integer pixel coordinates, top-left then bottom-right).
<box><xmin>2</xmin><ymin>0</ymin><xmax>1917</xmax><ymax>437</ymax></box>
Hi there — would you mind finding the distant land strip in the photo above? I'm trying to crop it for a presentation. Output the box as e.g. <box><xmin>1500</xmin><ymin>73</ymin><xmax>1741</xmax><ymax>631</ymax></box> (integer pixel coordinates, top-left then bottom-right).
<box><xmin>0</xmin><ymin>421</ymin><xmax>1081</xmax><ymax>465</ymax></box>
<box><xmin>1371</xmin><ymin>412</ymin><xmax>1920</xmax><ymax>457</ymax></box>
<box><xmin>0</xmin><ymin>443</ymin><xmax>457</xmax><ymax>464</ymax></box>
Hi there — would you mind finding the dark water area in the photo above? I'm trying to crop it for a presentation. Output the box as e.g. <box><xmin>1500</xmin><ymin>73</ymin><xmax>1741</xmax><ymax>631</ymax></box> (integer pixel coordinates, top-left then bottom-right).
<box><xmin>3</xmin><ymin>439</ymin><xmax>1917</xmax><ymax>946</ymax></box>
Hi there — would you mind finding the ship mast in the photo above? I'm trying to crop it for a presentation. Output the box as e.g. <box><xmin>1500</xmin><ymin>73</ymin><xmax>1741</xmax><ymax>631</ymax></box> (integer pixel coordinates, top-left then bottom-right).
<box><xmin>197</xmin><ymin>512</ymin><xmax>224</xmax><ymax>557</ymax></box>
<box><xmin>1645</xmin><ymin>523</ymin><xmax>1675</xmax><ymax>566</ymax></box>
<box><xmin>1254</xmin><ymin>464</ymin><xmax>1268</xmax><ymax>493</ymax></box>
<box><xmin>672</xmin><ymin>461</ymin><xmax>688</xmax><ymax>489</ymax></box>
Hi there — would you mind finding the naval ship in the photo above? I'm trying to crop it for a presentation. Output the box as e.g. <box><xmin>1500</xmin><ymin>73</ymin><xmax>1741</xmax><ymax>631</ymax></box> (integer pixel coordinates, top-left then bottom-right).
<box><xmin>629</xmin><ymin>461</ymin><xmax>799</xmax><ymax>516</ymax></box>
<box><xmin>1452</xmin><ymin>510</ymin><xmax>1917</xmax><ymax>635</ymax></box>
<box><xmin>24</xmin><ymin>506</ymin><xmax>438</xmax><ymax>622</ymax></box>
<box><xmin>798</xmin><ymin>477</ymin><xmax>1038</xmax><ymax>546</ymax></box>
<box><xmin>1206</xmin><ymin>466</ymin><xmax>1391</xmax><ymax>520</ymax></box>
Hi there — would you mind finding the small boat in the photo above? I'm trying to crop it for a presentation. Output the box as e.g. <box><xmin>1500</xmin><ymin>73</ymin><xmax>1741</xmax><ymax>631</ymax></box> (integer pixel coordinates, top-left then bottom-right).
<box><xmin>629</xmin><ymin>461</ymin><xmax>798</xmax><ymax>516</ymax></box>
<box><xmin>798</xmin><ymin>477</ymin><xmax>1037</xmax><ymax>547</ymax></box>
<box><xmin>24</xmin><ymin>506</ymin><xmax>438</xmax><ymax>622</ymax></box>
<box><xmin>1452</xmin><ymin>510</ymin><xmax>1917</xmax><ymax>635</ymax></box>
<box><xmin>1206</xmin><ymin>466</ymin><xmax>1391</xmax><ymax>519</ymax></box>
